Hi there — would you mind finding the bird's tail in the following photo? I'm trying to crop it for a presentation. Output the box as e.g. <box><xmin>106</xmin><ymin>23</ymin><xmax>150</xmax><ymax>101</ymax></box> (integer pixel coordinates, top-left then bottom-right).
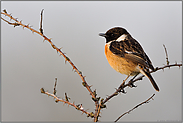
<box><xmin>140</xmin><ymin>69</ymin><xmax>159</xmax><ymax>92</ymax></box>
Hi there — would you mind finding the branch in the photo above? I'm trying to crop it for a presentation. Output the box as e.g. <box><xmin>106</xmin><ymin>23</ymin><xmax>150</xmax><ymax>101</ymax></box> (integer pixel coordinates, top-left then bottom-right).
<box><xmin>39</xmin><ymin>9</ymin><xmax>44</xmax><ymax>34</ymax></box>
<box><xmin>163</xmin><ymin>44</ymin><xmax>169</xmax><ymax>65</ymax></box>
<box><xmin>103</xmin><ymin>62</ymin><xmax>182</xmax><ymax>104</ymax></box>
<box><xmin>53</xmin><ymin>78</ymin><xmax>57</xmax><ymax>95</ymax></box>
<box><xmin>114</xmin><ymin>94</ymin><xmax>155</xmax><ymax>122</ymax></box>
<box><xmin>1</xmin><ymin>10</ymin><xmax>96</xmax><ymax>100</ymax></box>
<box><xmin>40</xmin><ymin>87</ymin><xmax>94</xmax><ymax>118</ymax></box>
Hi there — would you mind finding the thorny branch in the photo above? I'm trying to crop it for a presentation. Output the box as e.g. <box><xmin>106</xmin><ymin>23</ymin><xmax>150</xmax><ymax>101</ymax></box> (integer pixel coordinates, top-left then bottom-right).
<box><xmin>40</xmin><ymin>78</ymin><xmax>94</xmax><ymax>118</ymax></box>
<box><xmin>1</xmin><ymin>10</ymin><xmax>182</xmax><ymax>122</ymax></box>
<box><xmin>114</xmin><ymin>94</ymin><xmax>155</xmax><ymax>122</ymax></box>
<box><xmin>40</xmin><ymin>88</ymin><xmax>94</xmax><ymax>118</ymax></box>
<box><xmin>1</xmin><ymin>10</ymin><xmax>96</xmax><ymax>99</ymax></box>
<box><xmin>103</xmin><ymin>55</ymin><xmax>182</xmax><ymax>104</ymax></box>
<box><xmin>1</xmin><ymin>10</ymin><xmax>100</xmax><ymax>121</ymax></box>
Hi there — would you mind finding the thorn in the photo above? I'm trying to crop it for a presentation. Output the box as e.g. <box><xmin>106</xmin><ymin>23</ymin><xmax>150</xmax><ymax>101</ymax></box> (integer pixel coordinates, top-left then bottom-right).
<box><xmin>56</xmin><ymin>49</ymin><xmax>59</xmax><ymax>53</ymax></box>
<box><xmin>52</xmin><ymin>44</ymin><xmax>57</xmax><ymax>49</ymax></box>
<box><xmin>114</xmin><ymin>92</ymin><xmax>118</xmax><ymax>96</ymax></box>
<box><xmin>78</xmin><ymin>70</ymin><xmax>82</xmax><ymax>75</ymax></box>
<box><xmin>82</xmin><ymin>82</ymin><xmax>87</xmax><ymax>87</ymax></box>
<box><xmin>65</xmin><ymin>92</ymin><xmax>70</xmax><ymax>102</ymax></box>
<box><xmin>55</xmin><ymin>99</ymin><xmax>59</xmax><ymax>103</ymax></box>
<box><xmin>15</xmin><ymin>18</ymin><xmax>18</xmax><ymax>21</ymax></box>
<box><xmin>40</xmin><ymin>88</ymin><xmax>45</xmax><ymax>93</ymax></box>
<box><xmin>3</xmin><ymin>9</ymin><xmax>7</xmax><ymax>13</ymax></box>
<box><xmin>93</xmin><ymin>89</ymin><xmax>97</xmax><ymax>97</ymax></box>
<box><xmin>59</xmin><ymin>47</ymin><xmax>63</xmax><ymax>50</ymax></box>
<box><xmin>88</xmin><ymin>85</ymin><xmax>93</xmax><ymax>88</ymax></box>
<box><xmin>80</xmin><ymin>104</ymin><xmax>84</xmax><ymax>110</ymax></box>
<box><xmin>65</xmin><ymin>56</ymin><xmax>70</xmax><ymax>62</ymax></box>
<box><xmin>175</xmin><ymin>61</ymin><xmax>177</xmax><ymax>65</ymax></box>
<box><xmin>76</xmin><ymin>104</ymin><xmax>80</xmax><ymax>110</ymax></box>
<box><xmin>9</xmin><ymin>14</ymin><xmax>12</xmax><ymax>20</ymax></box>
<box><xmin>22</xmin><ymin>25</ymin><xmax>25</xmax><ymax>29</ymax></box>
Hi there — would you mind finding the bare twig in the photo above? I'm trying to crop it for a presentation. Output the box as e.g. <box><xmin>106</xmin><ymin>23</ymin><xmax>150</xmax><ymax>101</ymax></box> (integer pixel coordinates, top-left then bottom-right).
<box><xmin>114</xmin><ymin>94</ymin><xmax>155</xmax><ymax>122</ymax></box>
<box><xmin>103</xmin><ymin>75</ymin><xmax>130</xmax><ymax>104</ymax></box>
<box><xmin>163</xmin><ymin>44</ymin><xmax>169</xmax><ymax>65</ymax></box>
<box><xmin>103</xmin><ymin>63</ymin><xmax>182</xmax><ymax>104</ymax></box>
<box><xmin>39</xmin><ymin>9</ymin><xmax>44</xmax><ymax>34</ymax></box>
<box><xmin>65</xmin><ymin>92</ymin><xmax>70</xmax><ymax>102</ymax></box>
<box><xmin>1</xmin><ymin>10</ymin><xmax>96</xmax><ymax>100</ymax></box>
<box><xmin>53</xmin><ymin>78</ymin><xmax>57</xmax><ymax>95</ymax></box>
<box><xmin>40</xmin><ymin>88</ymin><xmax>94</xmax><ymax>117</ymax></box>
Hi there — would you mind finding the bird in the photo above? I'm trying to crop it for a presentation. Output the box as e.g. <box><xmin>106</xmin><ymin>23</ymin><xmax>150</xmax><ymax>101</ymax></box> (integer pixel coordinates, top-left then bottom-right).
<box><xmin>99</xmin><ymin>27</ymin><xmax>159</xmax><ymax>91</ymax></box>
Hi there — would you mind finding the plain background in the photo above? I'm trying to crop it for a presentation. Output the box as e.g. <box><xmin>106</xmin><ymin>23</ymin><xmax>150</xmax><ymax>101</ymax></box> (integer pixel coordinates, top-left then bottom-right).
<box><xmin>1</xmin><ymin>1</ymin><xmax>182</xmax><ymax>122</ymax></box>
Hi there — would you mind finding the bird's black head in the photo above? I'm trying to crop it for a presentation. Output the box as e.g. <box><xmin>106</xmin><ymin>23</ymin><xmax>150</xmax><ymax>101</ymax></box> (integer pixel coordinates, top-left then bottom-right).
<box><xmin>99</xmin><ymin>27</ymin><xmax>129</xmax><ymax>43</ymax></box>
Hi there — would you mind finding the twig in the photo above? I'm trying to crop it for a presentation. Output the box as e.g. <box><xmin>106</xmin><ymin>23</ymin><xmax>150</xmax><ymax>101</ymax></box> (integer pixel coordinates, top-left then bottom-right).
<box><xmin>65</xmin><ymin>92</ymin><xmax>70</xmax><ymax>102</ymax></box>
<box><xmin>39</xmin><ymin>9</ymin><xmax>44</xmax><ymax>34</ymax></box>
<box><xmin>103</xmin><ymin>62</ymin><xmax>182</xmax><ymax>104</ymax></box>
<box><xmin>114</xmin><ymin>94</ymin><xmax>155</xmax><ymax>122</ymax></box>
<box><xmin>40</xmin><ymin>88</ymin><xmax>93</xmax><ymax>117</ymax></box>
<box><xmin>103</xmin><ymin>75</ymin><xmax>130</xmax><ymax>104</ymax></box>
<box><xmin>1</xmin><ymin>10</ymin><xmax>96</xmax><ymax>100</ymax></box>
<box><xmin>53</xmin><ymin>78</ymin><xmax>57</xmax><ymax>95</ymax></box>
<box><xmin>163</xmin><ymin>44</ymin><xmax>169</xmax><ymax>65</ymax></box>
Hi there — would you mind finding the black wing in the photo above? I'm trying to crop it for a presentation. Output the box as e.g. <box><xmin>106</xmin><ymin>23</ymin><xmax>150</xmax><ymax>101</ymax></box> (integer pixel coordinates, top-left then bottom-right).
<box><xmin>109</xmin><ymin>38</ymin><xmax>154</xmax><ymax>70</ymax></box>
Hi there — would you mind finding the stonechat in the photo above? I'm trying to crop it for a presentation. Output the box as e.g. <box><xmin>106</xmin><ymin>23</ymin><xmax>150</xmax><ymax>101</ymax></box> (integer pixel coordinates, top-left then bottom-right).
<box><xmin>99</xmin><ymin>27</ymin><xmax>159</xmax><ymax>91</ymax></box>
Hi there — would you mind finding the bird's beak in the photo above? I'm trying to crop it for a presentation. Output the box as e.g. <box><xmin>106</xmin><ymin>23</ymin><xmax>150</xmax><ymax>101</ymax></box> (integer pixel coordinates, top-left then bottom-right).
<box><xmin>99</xmin><ymin>33</ymin><xmax>106</xmax><ymax>37</ymax></box>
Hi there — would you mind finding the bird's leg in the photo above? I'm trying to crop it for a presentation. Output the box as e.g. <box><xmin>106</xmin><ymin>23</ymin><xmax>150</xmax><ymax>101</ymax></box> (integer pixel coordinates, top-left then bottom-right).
<box><xmin>119</xmin><ymin>74</ymin><xmax>131</xmax><ymax>93</ymax></box>
<box><xmin>128</xmin><ymin>73</ymin><xmax>139</xmax><ymax>87</ymax></box>
<box><xmin>121</xmin><ymin>74</ymin><xmax>131</xmax><ymax>86</ymax></box>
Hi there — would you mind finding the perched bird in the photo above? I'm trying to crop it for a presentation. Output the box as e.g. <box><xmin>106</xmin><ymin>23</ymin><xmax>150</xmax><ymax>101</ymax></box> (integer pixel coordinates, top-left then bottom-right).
<box><xmin>99</xmin><ymin>27</ymin><xmax>159</xmax><ymax>91</ymax></box>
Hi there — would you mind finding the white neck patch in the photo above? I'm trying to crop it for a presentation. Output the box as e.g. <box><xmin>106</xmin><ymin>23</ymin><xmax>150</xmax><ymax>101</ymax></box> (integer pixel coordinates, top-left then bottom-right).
<box><xmin>116</xmin><ymin>34</ymin><xmax>127</xmax><ymax>42</ymax></box>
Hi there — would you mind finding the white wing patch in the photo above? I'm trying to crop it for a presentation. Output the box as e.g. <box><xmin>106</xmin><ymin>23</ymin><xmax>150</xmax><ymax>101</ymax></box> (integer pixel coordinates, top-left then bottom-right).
<box><xmin>116</xmin><ymin>34</ymin><xmax>127</xmax><ymax>42</ymax></box>
<box><xmin>124</xmin><ymin>50</ymin><xmax>133</xmax><ymax>54</ymax></box>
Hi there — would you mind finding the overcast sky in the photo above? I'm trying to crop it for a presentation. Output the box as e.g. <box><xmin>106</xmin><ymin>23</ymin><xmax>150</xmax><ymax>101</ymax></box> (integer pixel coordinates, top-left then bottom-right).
<box><xmin>1</xmin><ymin>1</ymin><xmax>182</xmax><ymax>122</ymax></box>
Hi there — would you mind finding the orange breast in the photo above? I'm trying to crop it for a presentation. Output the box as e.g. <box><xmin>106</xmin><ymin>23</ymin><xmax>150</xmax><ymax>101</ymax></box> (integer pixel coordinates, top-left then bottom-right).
<box><xmin>105</xmin><ymin>43</ymin><xmax>140</xmax><ymax>76</ymax></box>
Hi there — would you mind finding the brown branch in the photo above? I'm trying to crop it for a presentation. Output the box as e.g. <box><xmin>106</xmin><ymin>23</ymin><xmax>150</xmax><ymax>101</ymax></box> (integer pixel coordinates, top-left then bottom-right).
<box><xmin>39</xmin><ymin>9</ymin><xmax>44</xmax><ymax>34</ymax></box>
<box><xmin>53</xmin><ymin>78</ymin><xmax>57</xmax><ymax>95</ymax></box>
<box><xmin>114</xmin><ymin>94</ymin><xmax>155</xmax><ymax>122</ymax></box>
<box><xmin>1</xmin><ymin>11</ymin><xmax>96</xmax><ymax>100</ymax></box>
<box><xmin>103</xmin><ymin>63</ymin><xmax>182</xmax><ymax>104</ymax></box>
<box><xmin>163</xmin><ymin>44</ymin><xmax>169</xmax><ymax>65</ymax></box>
<box><xmin>40</xmin><ymin>88</ymin><xmax>94</xmax><ymax>117</ymax></box>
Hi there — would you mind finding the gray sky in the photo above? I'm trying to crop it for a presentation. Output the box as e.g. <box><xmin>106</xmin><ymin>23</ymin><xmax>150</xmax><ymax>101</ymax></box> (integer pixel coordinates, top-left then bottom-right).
<box><xmin>1</xmin><ymin>1</ymin><xmax>182</xmax><ymax>122</ymax></box>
